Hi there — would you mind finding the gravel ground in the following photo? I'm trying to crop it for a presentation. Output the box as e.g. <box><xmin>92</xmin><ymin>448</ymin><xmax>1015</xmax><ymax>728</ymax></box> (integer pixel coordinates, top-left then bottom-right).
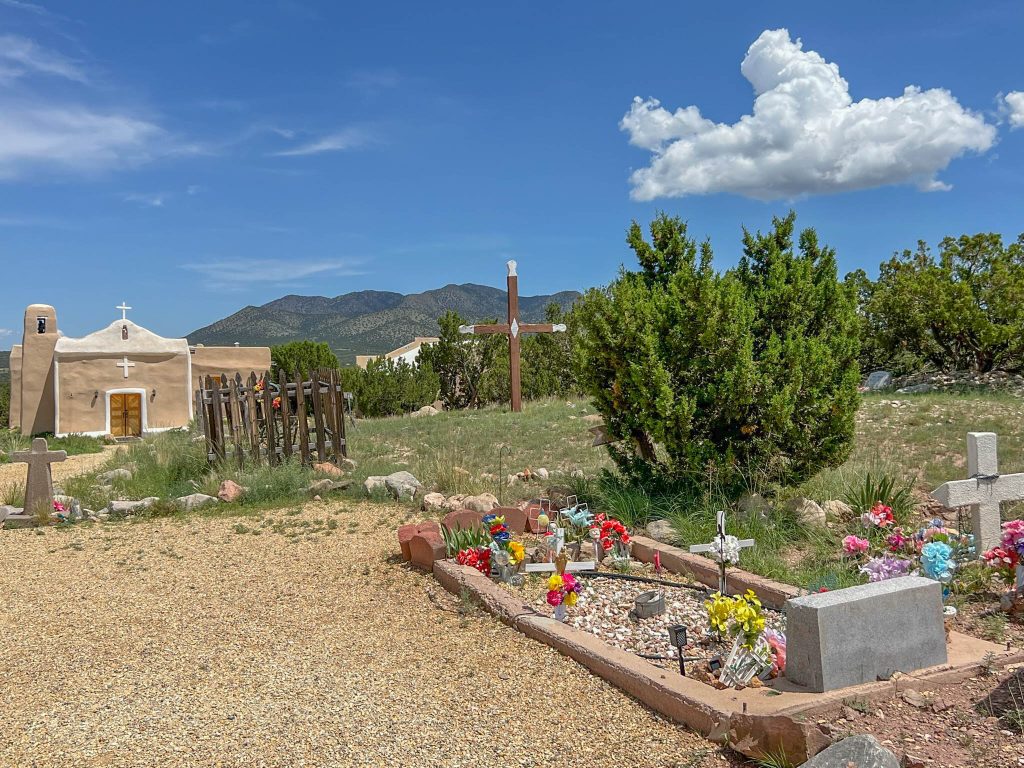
<box><xmin>507</xmin><ymin>574</ymin><xmax>784</xmax><ymax>672</ymax></box>
<box><xmin>0</xmin><ymin>499</ymin><xmax>737</xmax><ymax>768</ymax></box>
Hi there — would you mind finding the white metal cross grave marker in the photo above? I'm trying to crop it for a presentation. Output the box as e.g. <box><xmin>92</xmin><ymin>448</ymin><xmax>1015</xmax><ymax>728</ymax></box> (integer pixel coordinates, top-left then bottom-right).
<box><xmin>689</xmin><ymin>510</ymin><xmax>754</xmax><ymax>595</ymax></box>
<box><xmin>931</xmin><ymin>432</ymin><xmax>1024</xmax><ymax>558</ymax></box>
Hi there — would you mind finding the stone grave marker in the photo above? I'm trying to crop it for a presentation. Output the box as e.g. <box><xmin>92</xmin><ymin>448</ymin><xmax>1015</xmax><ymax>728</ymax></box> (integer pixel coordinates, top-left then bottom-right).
<box><xmin>932</xmin><ymin>432</ymin><xmax>1024</xmax><ymax>556</ymax></box>
<box><xmin>785</xmin><ymin>576</ymin><xmax>946</xmax><ymax>692</ymax></box>
<box><xmin>689</xmin><ymin>510</ymin><xmax>754</xmax><ymax>594</ymax></box>
<box><xmin>10</xmin><ymin>437</ymin><xmax>67</xmax><ymax>522</ymax></box>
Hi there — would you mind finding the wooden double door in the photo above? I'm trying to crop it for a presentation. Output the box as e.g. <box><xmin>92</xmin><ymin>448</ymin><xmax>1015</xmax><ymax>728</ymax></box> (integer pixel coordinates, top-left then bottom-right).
<box><xmin>110</xmin><ymin>393</ymin><xmax>142</xmax><ymax>438</ymax></box>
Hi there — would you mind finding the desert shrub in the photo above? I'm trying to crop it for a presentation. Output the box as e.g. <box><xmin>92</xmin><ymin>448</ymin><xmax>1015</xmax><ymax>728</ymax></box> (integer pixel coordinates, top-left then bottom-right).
<box><xmin>419</xmin><ymin>310</ymin><xmax>506</xmax><ymax>409</ymax></box>
<box><xmin>863</xmin><ymin>233</ymin><xmax>1024</xmax><ymax>373</ymax></box>
<box><xmin>842</xmin><ymin>472</ymin><xmax>914</xmax><ymax>523</ymax></box>
<box><xmin>575</xmin><ymin>212</ymin><xmax>860</xmax><ymax>494</ymax></box>
<box><xmin>271</xmin><ymin>340</ymin><xmax>340</xmax><ymax>376</ymax></box>
<box><xmin>0</xmin><ymin>381</ymin><xmax>9</xmax><ymax>429</ymax></box>
<box><xmin>337</xmin><ymin>357</ymin><xmax>439</xmax><ymax>418</ymax></box>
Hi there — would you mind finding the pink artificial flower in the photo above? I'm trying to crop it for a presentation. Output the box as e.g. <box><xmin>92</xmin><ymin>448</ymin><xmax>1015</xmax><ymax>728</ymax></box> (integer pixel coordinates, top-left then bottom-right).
<box><xmin>842</xmin><ymin>535</ymin><xmax>870</xmax><ymax>555</ymax></box>
<box><xmin>863</xmin><ymin>502</ymin><xmax>894</xmax><ymax>528</ymax></box>
<box><xmin>52</xmin><ymin>500</ymin><xmax>65</xmax><ymax>513</ymax></box>
<box><xmin>886</xmin><ymin>527</ymin><xmax>909</xmax><ymax>552</ymax></box>
<box><xmin>546</xmin><ymin>590</ymin><xmax>563</xmax><ymax>607</ymax></box>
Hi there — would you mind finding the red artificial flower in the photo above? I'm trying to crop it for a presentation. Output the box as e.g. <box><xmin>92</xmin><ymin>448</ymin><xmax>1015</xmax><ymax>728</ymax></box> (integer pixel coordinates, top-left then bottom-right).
<box><xmin>602</xmin><ymin>539</ymin><xmax>613</xmax><ymax>551</ymax></box>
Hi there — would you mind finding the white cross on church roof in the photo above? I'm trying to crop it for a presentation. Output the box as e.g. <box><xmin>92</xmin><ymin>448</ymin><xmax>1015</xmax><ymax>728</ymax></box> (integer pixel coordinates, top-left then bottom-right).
<box><xmin>117</xmin><ymin>301</ymin><xmax>132</xmax><ymax>321</ymax></box>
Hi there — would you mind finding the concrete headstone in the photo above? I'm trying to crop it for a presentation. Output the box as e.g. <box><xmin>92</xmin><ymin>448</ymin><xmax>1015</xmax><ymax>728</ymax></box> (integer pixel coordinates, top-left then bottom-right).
<box><xmin>785</xmin><ymin>576</ymin><xmax>946</xmax><ymax>692</ymax></box>
<box><xmin>11</xmin><ymin>437</ymin><xmax>66</xmax><ymax>516</ymax></box>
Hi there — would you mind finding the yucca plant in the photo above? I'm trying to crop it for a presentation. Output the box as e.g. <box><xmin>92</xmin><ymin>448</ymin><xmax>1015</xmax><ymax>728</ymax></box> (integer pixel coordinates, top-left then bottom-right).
<box><xmin>440</xmin><ymin>523</ymin><xmax>491</xmax><ymax>557</ymax></box>
<box><xmin>843</xmin><ymin>472</ymin><xmax>914</xmax><ymax>523</ymax></box>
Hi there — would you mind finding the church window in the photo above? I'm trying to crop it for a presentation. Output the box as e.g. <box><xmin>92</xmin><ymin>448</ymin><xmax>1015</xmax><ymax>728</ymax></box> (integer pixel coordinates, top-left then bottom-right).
<box><xmin>36</xmin><ymin>316</ymin><xmax>46</xmax><ymax>334</ymax></box>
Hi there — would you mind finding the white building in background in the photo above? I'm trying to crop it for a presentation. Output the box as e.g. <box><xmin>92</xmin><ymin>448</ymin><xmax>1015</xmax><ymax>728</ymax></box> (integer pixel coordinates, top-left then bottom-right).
<box><xmin>355</xmin><ymin>337</ymin><xmax>439</xmax><ymax>370</ymax></box>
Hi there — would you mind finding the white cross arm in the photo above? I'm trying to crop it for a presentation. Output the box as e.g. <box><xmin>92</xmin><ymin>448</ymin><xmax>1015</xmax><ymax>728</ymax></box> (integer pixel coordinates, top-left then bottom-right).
<box><xmin>690</xmin><ymin>539</ymin><xmax>754</xmax><ymax>554</ymax></box>
<box><xmin>932</xmin><ymin>472</ymin><xmax>1024</xmax><ymax>508</ymax></box>
<box><xmin>458</xmin><ymin>325</ymin><xmax>474</xmax><ymax>334</ymax></box>
<box><xmin>523</xmin><ymin>560</ymin><xmax>596</xmax><ymax>573</ymax></box>
<box><xmin>551</xmin><ymin>323</ymin><xmax>567</xmax><ymax>332</ymax></box>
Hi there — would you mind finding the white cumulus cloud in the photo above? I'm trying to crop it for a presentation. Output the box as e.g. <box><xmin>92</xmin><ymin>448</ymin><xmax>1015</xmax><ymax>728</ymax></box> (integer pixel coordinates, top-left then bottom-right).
<box><xmin>1004</xmin><ymin>91</ymin><xmax>1024</xmax><ymax>129</ymax></box>
<box><xmin>621</xmin><ymin>29</ymin><xmax>997</xmax><ymax>201</ymax></box>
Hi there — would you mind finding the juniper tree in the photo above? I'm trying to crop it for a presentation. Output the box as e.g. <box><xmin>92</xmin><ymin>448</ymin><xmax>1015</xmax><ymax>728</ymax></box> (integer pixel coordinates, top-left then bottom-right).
<box><xmin>575</xmin><ymin>212</ymin><xmax>860</xmax><ymax>492</ymax></box>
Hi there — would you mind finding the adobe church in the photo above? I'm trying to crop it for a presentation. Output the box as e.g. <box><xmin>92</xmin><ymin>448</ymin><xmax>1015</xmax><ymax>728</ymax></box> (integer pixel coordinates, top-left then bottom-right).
<box><xmin>8</xmin><ymin>303</ymin><xmax>270</xmax><ymax>438</ymax></box>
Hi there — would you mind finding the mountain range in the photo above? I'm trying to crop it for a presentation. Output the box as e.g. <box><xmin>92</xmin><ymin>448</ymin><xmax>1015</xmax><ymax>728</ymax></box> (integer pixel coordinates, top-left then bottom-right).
<box><xmin>186</xmin><ymin>283</ymin><xmax>581</xmax><ymax>365</ymax></box>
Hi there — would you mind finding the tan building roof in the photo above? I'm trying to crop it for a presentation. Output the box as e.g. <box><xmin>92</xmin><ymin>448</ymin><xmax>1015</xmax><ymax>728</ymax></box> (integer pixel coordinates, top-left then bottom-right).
<box><xmin>54</xmin><ymin>319</ymin><xmax>189</xmax><ymax>358</ymax></box>
<box><xmin>355</xmin><ymin>336</ymin><xmax>439</xmax><ymax>369</ymax></box>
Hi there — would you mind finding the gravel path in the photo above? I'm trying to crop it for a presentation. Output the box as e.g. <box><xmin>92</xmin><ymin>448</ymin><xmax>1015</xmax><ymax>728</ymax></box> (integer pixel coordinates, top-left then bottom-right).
<box><xmin>0</xmin><ymin>500</ymin><xmax>734</xmax><ymax>767</ymax></box>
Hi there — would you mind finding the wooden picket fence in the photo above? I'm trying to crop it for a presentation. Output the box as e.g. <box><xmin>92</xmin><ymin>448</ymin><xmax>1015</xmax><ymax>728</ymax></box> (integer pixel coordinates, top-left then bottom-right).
<box><xmin>195</xmin><ymin>369</ymin><xmax>348</xmax><ymax>466</ymax></box>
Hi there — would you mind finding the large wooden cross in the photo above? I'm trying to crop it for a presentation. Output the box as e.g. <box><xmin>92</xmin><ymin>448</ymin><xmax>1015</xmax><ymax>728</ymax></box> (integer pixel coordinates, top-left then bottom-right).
<box><xmin>459</xmin><ymin>260</ymin><xmax>566</xmax><ymax>412</ymax></box>
<box><xmin>932</xmin><ymin>431</ymin><xmax>1024</xmax><ymax>557</ymax></box>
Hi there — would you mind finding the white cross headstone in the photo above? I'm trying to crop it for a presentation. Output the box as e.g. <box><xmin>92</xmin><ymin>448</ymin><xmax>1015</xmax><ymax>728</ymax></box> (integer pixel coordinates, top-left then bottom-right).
<box><xmin>116</xmin><ymin>355</ymin><xmax>135</xmax><ymax>379</ymax></box>
<box><xmin>931</xmin><ymin>432</ymin><xmax>1024</xmax><ymax>557</ymax></box>
<box><xmin>689</xmin><ymin>510</ymin><xmax>754</xmax><ymax>595</ymax></box>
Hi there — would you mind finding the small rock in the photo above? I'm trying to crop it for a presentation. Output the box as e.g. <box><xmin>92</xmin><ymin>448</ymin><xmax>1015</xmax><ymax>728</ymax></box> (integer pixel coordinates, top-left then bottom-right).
<box><xmin>902</xmin><ymin>755</ymin><xmax>927</xmax><ymax>768</ymax></box>
<box><xmin>533</xmin><ymin>467</ymin><xmax>549</xmax><ymax>480</ymax></box>
<box><xmin>865</xmin><ymin>370</ymin><xmax>893</xmax><ymax>391</ymax></box>
<box><xmin>363</xmin><ymin>476</ymin><xmax>387</xmax><ymax>495</ymax></box>
<box><xmin>841</xmin><ymin>705</ymin><xmax>863</xmax><ymax>720</ymax></box>
<box><xmin>822</xmin><ymin>499</ymin><xmax>853</xmax><ymax>520</ymax></box>
<box><xmin>337</xmin><ymin>457</ymin><xmax>357</xmax><ymax>471</ymax></box>
<box><xmin>312</xmin><ymin>495</ymin><xmax>322</xmax><ymax>502</ymax></box>
<box><xmin>176</xmin><ymin>493</ymin><xmax>218</xmax><ymax>512</ymax></box>
<box><xmin>107</xmin><ymin>498</ymin><xmax>159</xmax><ymax>516</ymax></box>
<box><xmin>421</xmin><ymin>492</ymin><xmax>447</xmax><ymax>513</ymax></box>
<box><xmin>786</xmin><ymin>496</ymin><xmax>826</xmax><ymax>527</ymax></box>
<box><xmin>97</xmin><ymin>467</ymin><xmax>133</xmax><ymax>484</ymax></box>
<box><xmin>645</xmin><ymin>519</ymin><xmax>676</xmax><ymax>544</ymax></box>
<box><xmin>410</xmin><ymin>405</ymin><xmax>439</xmax><ymax>418</ymax></box>
<box><xmin>802</xmin><ymin>735</ymin><xmax>899</xmax><ymax>768</ymax></box>
<box><xmin>384</xmin><ymin>471</ymin><xmax>423</xmax><ymax>501</ymax></box>
<box><xmin>901</xmin><ymin>689</ymin><xmax>928</xmax><ymax>709</ymax></box>
<box><xmin>308</xmin><ymin>479</ymin><xmax>350</xmax><ymax>494</ymax></box>
<box><xmin>570</xmin><ymin>470</ymin><xmax>584</xmax><ymax>479</ymax></box>
<box><xmin>895</xmin><ymin>383</ymin><xmax>932</xmax><ymax>395</ymax></box>
<box><xmin>312</xmin><ymin>462</ymin><xmax>345</xmax><ymax>477</ymax></box>
<box><xmin>736</xmin><ymin>492</ymin><xmax>770</xmax><ymax>521</ymax></box>
<box><xmin>506</xmin><ymin>474</ymin><xmax>519</xmax><ymax>486</ymax></box>
<box><xmin>463</xmin><ymin>493</ymin><xmax>499</xmax><ymax>513</ymax></box>
<box><xmin>217</xmin><ymin>480</ymin><xmax>246</xmax><ymax>503</ymax></box>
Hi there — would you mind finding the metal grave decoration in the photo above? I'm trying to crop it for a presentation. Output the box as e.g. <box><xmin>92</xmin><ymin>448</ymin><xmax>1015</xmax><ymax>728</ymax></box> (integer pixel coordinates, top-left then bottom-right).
<box><xmin>689</xmin><ymin>510</ymin><xmax>754</xmax><ymax>595</ymax></box>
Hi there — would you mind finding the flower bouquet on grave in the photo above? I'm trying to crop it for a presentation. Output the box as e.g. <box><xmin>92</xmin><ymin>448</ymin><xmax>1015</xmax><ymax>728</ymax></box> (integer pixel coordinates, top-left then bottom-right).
<box><xmin>456</xmin><ymin>547</ymin><xmax>491</xmax><ymax>575</ymax></box>
<box><xmin>982</xmin><ymin>520</ymin><xmax>1024</xmax><ymax>614</ymax></box>
<box><xmin>483</xmin><ymin>513</ymin><xmax>525</xmax><ymax>583</ymax></box>
<box><xmin>546</xmin><ymin>571</ymin><xmax>580</xmax><ymax>623</ymax></box>
<box><xmin>592</xmin><ymin>514</ymin><xmax>632</xmax><ymax>569</ymax></box>
<box><xmin>704</xmin><ymin>590</ymin><xmax>772</xmax><ymax>688</ymax></box>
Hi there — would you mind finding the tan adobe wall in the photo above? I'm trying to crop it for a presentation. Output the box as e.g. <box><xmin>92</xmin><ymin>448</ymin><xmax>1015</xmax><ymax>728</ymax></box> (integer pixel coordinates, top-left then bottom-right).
<box><xmin>190</xmin><ymin>346</ymin><xmax>272</xmax><ymax>391</ymax></box>
<box><xmin>56</xmin><ymin>354</ymin><xmax>191</xmax><ymax>434</ymax></box>
<box><xmin>20</xmin><ymin>304</ymin><xmax>58</xmax><ymax>436</ymax></box>
<box><xmin>8</xmin><ymin>345</ymin><xmax>22</xmax><ymax>430</ymax></box>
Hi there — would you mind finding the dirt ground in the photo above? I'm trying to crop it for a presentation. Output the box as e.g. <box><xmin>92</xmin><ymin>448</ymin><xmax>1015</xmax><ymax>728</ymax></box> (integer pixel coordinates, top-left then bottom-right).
<box><xmin>0</xmin><ymin>499</ymin><xmax>738</xmax><ymax>768</ymax></box>
<box><xmin>819</xmin><ymin>669</ymin><xmax>1024</xmax><ymax>767</ymax></box>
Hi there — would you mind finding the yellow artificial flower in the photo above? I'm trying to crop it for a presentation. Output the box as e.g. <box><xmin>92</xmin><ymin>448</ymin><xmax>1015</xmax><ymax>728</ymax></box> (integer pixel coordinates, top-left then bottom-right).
<box><xmin>508</xmin><ymin>541</ymin><xmax>525</xmax><ymax>565</ymax></box>
<box><xmin>565</xmin><ymin>591</ymin><xmax>578</xmax><ymax>607</ymax></box>
<box><xmin>547</xmin><ymin>574</ymin><xmax>563</xmax><ymax>591</ymax></box>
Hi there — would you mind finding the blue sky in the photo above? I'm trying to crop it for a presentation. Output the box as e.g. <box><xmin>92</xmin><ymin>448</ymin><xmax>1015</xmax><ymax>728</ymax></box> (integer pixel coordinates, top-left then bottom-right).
<box><xmin>1</xmin><ymin>0</ymin><xmax>1022</xmax><ymax>342</ymax></box>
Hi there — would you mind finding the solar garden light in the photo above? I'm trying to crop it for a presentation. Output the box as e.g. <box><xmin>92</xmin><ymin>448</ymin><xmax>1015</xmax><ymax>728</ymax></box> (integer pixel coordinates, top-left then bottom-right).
<box><xmin>667</xmin><ymin>624</ymin><xmax>688</xmax><ymax>676</ymax></box>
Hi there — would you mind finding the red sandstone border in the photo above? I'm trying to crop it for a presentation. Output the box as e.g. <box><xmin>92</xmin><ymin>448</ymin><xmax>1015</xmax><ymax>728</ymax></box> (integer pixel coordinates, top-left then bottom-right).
<box><xmin>427</xmin><ymin>553</ymin><xmax>1024</xmax><ymax>763</ymax></box>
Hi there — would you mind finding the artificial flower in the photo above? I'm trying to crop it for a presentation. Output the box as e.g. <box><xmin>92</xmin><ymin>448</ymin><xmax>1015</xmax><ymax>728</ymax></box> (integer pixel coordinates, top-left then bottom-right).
<box><xmin>842</xmin><ymin>535</ymin><xmax>869</xmax><ymax>555</ymax></box>
<box><xmin>861</xmin><ymin>502</ymin><xmax>894</xmax><ymax>529</ymax></box>
<box><xmin>546</xmin><ymin>590</ymin><xmax>563</xmax><ymax>607</ymax></box>
<box><xmin>859</xmin><ymin>554</ymin><xmax>913</xmax><ymax>583</ymax></box>
<box><xmin>886</xmin><ymin>527</ymin><xmax>910</xmax><ymax>552</ymax></box>
<box><xmin>921</xmin><ymin>541</ymin><xmax>955</xmax><ymax>583</ymax></box>
<box><xmin>547</xmin><ymin>574</ymin><xmax>563</xmax><ymax>591</ymax></box>
<box><xmin>508</xmin><ymin>541</ymin><xmax>525</xmax><ymax>565</ymax></box>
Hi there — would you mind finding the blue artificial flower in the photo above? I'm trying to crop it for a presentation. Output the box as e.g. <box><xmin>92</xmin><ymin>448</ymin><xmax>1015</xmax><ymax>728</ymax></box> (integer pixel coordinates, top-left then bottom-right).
<box><xmin>492</xmin><ymin>531</ymin><xmax>511</xmax><ymax>543</ymax></box>
<box><xmin>482</xmin><ymin>514</ymin><xmax>497</xmax><ymax>525</ymax></box>
<box><xmin>921</xmin><ymin>541</ymin><xmax>955</xmax><ymax>583</ymax></box>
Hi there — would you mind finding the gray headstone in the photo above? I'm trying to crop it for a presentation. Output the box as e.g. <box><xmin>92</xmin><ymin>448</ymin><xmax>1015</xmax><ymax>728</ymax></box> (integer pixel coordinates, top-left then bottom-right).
<box><xmin>802</xmin><ymin>735</ymin><xmax>899</xmax><ymax>768</ymax></box>
<box><xmin>785</xmin><ymin>576</ymin><xmax>947</xmax><ymax>692</ymax></box>
<box><xmin>864</xmin><ymin>370</ymin><xmax>893</xmax><ymax>391</ymax></box>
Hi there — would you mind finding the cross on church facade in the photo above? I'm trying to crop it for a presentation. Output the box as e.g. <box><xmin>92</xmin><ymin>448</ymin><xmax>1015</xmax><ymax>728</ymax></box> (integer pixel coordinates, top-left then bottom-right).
<box><xmin>458</xmin><ymin>260</ymin><xmax>566</xmax><ymax>412</ymax></box>
<box><xmin>11</xmin><ymin>437</ymin><xmax>67</xmax><ymax>516</ymax></box>
<box><xmin>932</xmin><ymin>431</ymin><xmax>1024</xmax><ymax>557</ymax></box>
<box><xmin>117</xmin><ymin>301</ymin><xmax>132</xmax><ymax>320</ymax></box>
<box><xmin>689</xmin><ymin>510</ymin><xmax>754</xmax><ymax>595</ymax></box>
<box><xmin>116</xmin><ymin>355</ymin><xmax>135</xmax><ymax>379</ymax></box>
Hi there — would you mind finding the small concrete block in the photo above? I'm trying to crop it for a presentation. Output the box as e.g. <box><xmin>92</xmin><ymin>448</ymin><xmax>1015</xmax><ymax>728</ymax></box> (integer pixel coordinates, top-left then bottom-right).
<box><xmin>785</xmin><ymin>576</ymin><xmax>947</xmax><ymax>692</ymax></box>
<box><xmin>441</xmin><ymin>509</ymin><xmax>483</xmax><ymax>532</ymax></box>
<box><xmin>408</xmin><ymin>531</ymin><xmax>446</xmax><ymax>571</ymax></box>
<box><xmin>494</xmin><ymin>506</ymin><xmax>528</xmax><ymax>534</ymax></box>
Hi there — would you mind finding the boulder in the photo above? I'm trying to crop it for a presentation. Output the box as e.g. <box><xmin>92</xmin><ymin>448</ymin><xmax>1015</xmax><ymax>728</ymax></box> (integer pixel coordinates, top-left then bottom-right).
<box><xmin>308</xmin><ymin>479</ymin><xmax>350</xmax><ymax>494</ymax></box>
<box><xmin>737</xmin><ymin>492</ymin><xmax>771</xmax><ymax>521</ymax></box>
<box><xmin>801</xmin><ymin>735</ymin><xmax>898</xmax><ymax>768</ymax></box>
<box><xmin>895</xmin><ymin>383</ymin><xmax>932</xmax><ymax>395</ymax></box>
<box><xmin>822</xmin><ymin>499</ymin><xmax>854</xmax><ymax>520</ymax></box>
<box><xmin>506</xmin><ymin>474</ymin><xmax>519</xmax><ymax>487</ymax></box>
<box><xmin>421</xmin><ymin>492</ymin><xmax>447</xmax><ymax>513</ymax></box>
<box><xmin>397</xmin><ymin>520</ymin><xmax>441</xmax><ymax>561</ymax></box>
<box><xmin>462</xmin><ymin>493</ymin><xmax>499</xmax><ymax>513</ymax></box>
<box><xmin>108</xmin><ymin>497</ymin><xmax>159</xmax><ymax>516</ymax></box>
<box><xmin>176</xmin><ymin>493</ymin><xmax>218</xmax><ymax>512</ymax></box>
<box><xmin>337</xmin><ymin>457</ymin><xmax>357</xmax><ymax>471</ymax></box>
<box><xmin>217</xmin><ymin>480</ymin><xmax>246</xmax><ymax>503</ymax></box>
<box><xmin>410</xmin><ymin>405</ymin><xmax>439</xmax><ymax>418</ymax></box>
<box><xmin>441</xmin><ymin>495</ymin><xmax>465</xmax><ymax>513</ymax></box>
<box><xmin>408</xmin><ymin>531</ymin><xmax>446</xmax><ymax>570</ymax></box>
<box><xmin>441</xmin><ymin>509</ymin><xmax>483</xmax><ymax>532</ymax></box>
<box><xmin>494</xmin><ymin>506</ymin><xmax>528</xmax><ymax>534</ymax></box>
<box><xmin>384</xmin><ymin>471</ymin><xmax>423</xmax><ymax>501</ymax></box>
<box><xmin>363</xmin><ymin>476</ymin><xmax>387</xmax><ymax>495</ymax></box>
<box><xmin>533</xmin><ymin>467</ymin><xmax>549</xmax><ymax>480</ymax></box>
<box><xmin>865</xmin><ymin>371</ymin><xmax>893</xmax><ymax>391</ymax></box>
<box><xmin>786</xmin><ymin>496</ymin><xmax>826</xmax><ymax>527</ymax></box>
<box><xmin>97</xmin><ymin>467</ymin><xmax>133</xmax><ymax>484</ymax></box>
<box><xmin>645</xmin><ymin>519</ymin><xmax>677</xmax><ymax>544</ymax></box>
<box><xmin>312</xmin><ymin>462</ymin><xmax>345</xmax><ymax>477</ymax></box>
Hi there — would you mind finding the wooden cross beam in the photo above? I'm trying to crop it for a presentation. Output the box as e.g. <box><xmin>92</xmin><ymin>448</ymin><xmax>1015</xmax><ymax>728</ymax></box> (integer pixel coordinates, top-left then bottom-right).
<box><xmin>459</xmin><ymin>260</ymin><xmax>566</xmax><ymax>413</ymax></box>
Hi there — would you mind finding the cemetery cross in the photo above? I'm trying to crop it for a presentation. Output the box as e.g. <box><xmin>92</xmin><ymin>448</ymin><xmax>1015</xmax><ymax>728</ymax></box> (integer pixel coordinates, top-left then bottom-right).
<box><xmin>11</xmin><ymin>437</ymin><xmax>67</xmax><ymax>517</ymax></box>
<box><xmin>689</xmin><ymin>510</ymin><xmax>754</xmax><ymax>595</ymax></box>
<box><xmin>458</xmin><ymin>260</ymin><xmax>566</xmax><ymax>413</ymax></box>
<box><xmin>932</xmin><ymin>432</ymin><xmax>1024</xmax><ymax>557</ymax></box>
